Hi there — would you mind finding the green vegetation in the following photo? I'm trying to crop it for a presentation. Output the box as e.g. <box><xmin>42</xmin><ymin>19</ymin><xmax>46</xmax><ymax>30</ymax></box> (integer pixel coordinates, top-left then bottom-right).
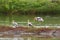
<box><xmin>0</xmin><ymin>0</ymin><xmax>60</xmax><ymax>16</ymax></box>
<box><xmin>23</xmin><ymin>37</ymin><xmax>60</xmax><ymax>40</ymax></box>
<box><xmin>0</xmin><ymin>15</ymin><xmax>60</xmax><ymax>26</ymax></box>
<box><xmin>0</xmin><ymin>37</ymin><xmax>60</xmax><ymax>40</ymax></box>
<box><xmin>0</xmin><ymin>0</ymin><xmax>60</xmax><ymax>26</ymax></box>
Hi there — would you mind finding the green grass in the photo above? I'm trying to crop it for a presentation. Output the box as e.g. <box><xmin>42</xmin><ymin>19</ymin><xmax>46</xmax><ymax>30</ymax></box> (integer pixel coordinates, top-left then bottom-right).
<box><xmin>0</xmin><ymin>15</ymin><xmax>60</xmax><ymax>26</ymax></box>
<box><xmin>22</xmin><ymin>37</ymin><xmax>60</xmax><ymax>40</ymax></box>
<box><xmin>12</xmin><ymin>15</ymin><xmax>60</xmax><ymax>26</ymax></box>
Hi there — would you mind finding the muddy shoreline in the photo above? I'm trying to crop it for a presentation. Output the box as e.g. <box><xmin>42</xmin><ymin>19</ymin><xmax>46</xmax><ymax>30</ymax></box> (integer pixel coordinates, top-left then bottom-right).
<box><xmin>0</xmin><ymin>26</ymin><xmax>60</xmax><ymax>38</ymax></box>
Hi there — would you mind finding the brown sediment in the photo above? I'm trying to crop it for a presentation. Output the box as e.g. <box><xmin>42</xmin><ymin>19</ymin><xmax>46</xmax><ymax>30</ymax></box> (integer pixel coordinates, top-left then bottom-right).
<box><xmin>0</xmin><ymin>25</ymin><xmax>60</xmax><ymax>38</ymax></box>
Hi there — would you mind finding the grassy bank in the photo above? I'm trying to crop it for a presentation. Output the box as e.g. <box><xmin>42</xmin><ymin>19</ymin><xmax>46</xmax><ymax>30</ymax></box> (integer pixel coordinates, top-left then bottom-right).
<box><xmin>0</xmin><ymin>15</ymin><xmax>60</xmax><ymax>26</ymax></box>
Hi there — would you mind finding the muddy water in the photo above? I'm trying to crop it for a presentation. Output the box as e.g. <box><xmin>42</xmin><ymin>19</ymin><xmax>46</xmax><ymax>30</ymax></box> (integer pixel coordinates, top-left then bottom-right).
<box><xmin>0</xmin><ymin>30</ymin><xmax>60</xmax><ymax>38</ymax></box>
<box><xmin>38</xmin><ymin>30</ymin><xmax>60</xmax><ymax>38</ymax></box>
<box><xmin>0</xmin><ymin>26</ymin><xmax>60</xmax><ymax>38</ymax></box>
<box><xmin>52</xmin><ymin>30</ymin><xmax>60</xmax><ymax>38</ymax></box>
<box><xmin>0</xmin><ymin>31</ymin><xmax>60</xmax><ymax>40</ymax></box>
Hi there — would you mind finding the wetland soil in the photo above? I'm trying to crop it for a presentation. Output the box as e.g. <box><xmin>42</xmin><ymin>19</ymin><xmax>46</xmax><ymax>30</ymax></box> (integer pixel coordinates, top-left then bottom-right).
<box><xmin>0</xmin><ymin>26</ymin><xmax>60</xmax><ymax>38</ymax></box>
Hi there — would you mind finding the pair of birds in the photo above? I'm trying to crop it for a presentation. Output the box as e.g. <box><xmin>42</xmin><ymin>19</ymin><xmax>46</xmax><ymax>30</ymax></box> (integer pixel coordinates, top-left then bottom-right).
<box><xmin>12</xmin><ymin>20</ymin><xmax>33</xmax><ymax>28</ymax></box>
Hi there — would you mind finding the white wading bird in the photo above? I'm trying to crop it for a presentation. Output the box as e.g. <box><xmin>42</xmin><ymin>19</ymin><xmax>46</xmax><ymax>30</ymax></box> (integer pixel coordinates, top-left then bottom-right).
<box><xmin>34</xmin><ymin>17</ymin><xmax>44</xmax><ymax>22</ymax></box>
<box><xmin>12</xmin><ymin>20</ymin><xmax>18</xmax><ymax>28</ymax></box>
<box><xmin>28</xmin><ymin>20</ymin><xmax>33</xmax><ymax>27</ymax></box>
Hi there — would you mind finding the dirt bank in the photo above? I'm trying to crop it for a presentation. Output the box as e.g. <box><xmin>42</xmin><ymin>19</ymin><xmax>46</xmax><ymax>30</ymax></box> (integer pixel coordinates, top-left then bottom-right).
<box><xmin>0</xmin><ymin>25</ymin><xmax>60</xmax><ymax>38</ymax></box>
